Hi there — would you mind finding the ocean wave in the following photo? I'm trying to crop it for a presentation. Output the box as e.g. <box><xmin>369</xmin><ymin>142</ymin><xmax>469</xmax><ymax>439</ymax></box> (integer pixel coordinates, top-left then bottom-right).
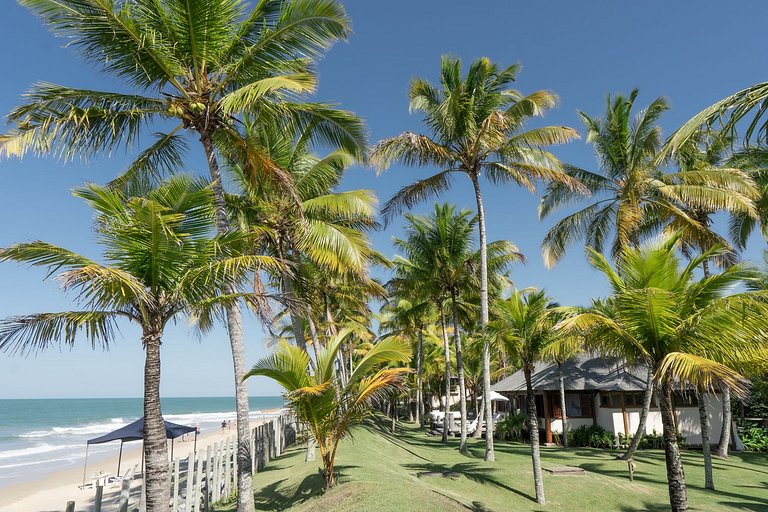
<box><xmin>19</xmin><ymin>417</ymin><xmax>128</xmax><ymax>438</ymax></box>
<box><xmin>164</xmin><ymin>409</ymin><xmax>285</xmax><ymax>425</ymax></box>
<box><xmin>0</xmin><ymin>443</ymin><xmax>83</xmax><ymax>460</ymax></box>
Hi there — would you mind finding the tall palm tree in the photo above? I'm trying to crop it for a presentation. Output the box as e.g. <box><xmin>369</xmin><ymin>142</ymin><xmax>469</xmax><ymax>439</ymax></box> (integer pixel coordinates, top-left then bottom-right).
<box><xmin>540</xmin><ymin>323</ymin><xmax>582</xmax><ymax>449</ymax></box>
<box><xmin>491</xmin><ymin>288</ymin><xmax>561</xmax><ymax>505</ymax></box>
<box><xmin>558</xmin><ymin>236</ymin><xmax>768</xmax><ymax>512</ymax></box>
<box><xmin>246</xmin><ymin>329</ymin><xmax>411</xmax><ymax>488</ymax></box>
<box><xmin>2</xmin><ymin>3</ymin><xmax>364</xmax><ymax>508</ymax></box>
<box><xmin>372</xmin><ymin>56</ymin><xmax>579</xmax><ymax>460</ymax></box>
<box><xmin>540</xmin><ymin>89</ymin><xmax>757</xmax><ymax>268</ymax></box>
<box><xmin>393</xmin><ymin>204</ymin><xmax>522</xmax><ymax>450</ymax></box>
<box><xmin>0</xmin><ymin>177</ymin><xmax>278</xmax><ymax>512</ymax></box>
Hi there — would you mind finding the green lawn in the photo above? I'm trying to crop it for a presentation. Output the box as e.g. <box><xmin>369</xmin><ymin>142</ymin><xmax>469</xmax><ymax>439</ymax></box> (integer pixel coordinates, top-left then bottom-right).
<box><xmin>218</xmin><ymin>419</ymin><xmax>768</xmax><ymax>512</ymax></box>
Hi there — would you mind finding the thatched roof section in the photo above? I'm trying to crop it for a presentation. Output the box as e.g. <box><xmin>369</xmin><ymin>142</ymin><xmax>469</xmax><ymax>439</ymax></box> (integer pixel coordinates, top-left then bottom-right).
<box><xmin>491</xmin><ymin>355</ymin><xmax>648</xmax><ymax>393</ymax></box>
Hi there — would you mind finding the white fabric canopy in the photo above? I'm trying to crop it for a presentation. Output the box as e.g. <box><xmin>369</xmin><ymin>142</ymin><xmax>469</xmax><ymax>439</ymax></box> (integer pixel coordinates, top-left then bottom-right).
<box><xmin>476</xmin><ymin>391</ymin><xmax>509</xmax><ymax>402</ymax></box>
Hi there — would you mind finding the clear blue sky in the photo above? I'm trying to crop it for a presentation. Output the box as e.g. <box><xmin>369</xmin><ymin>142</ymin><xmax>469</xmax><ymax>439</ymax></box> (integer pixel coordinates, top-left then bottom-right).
<box><xmin>1</xmin><ymin>1</ymin><xmax>767</xmax><ymax>399</ymax></box>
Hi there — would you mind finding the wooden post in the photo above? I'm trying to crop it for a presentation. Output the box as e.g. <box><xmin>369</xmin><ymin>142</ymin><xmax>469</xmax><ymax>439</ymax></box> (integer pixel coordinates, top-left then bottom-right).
<box><xmin>232</xmin><ymin>435</ymin><xmax>238</xmax><ymax>485</ymax></box>
<box><xmin>94</xmin><ymin>485</ymin><xmax>104</xmax><ymax>512</ymax></box>
<box><xmin>172</xmin><ymin>457</ymin><xmax>180</xmax><ymax>512</ymax></box>
<box><xmin>224</xmin><ymin>437</ymin><xmax>231</xmax><ymax>497</ymax></box>
<box><xmin>205</xmin><ymin>445</ymin><xmax>212</xmax><ymax>505</ymax></box>
<box><xmin>118</xmin><ymin>473</ymin><xmax>131</xmax><ymax>512</ymax></box>
<box><xmin>213</xmin><ymin>442</ymin><xmax>221</xmax><ymax>502</ymax></box>
<box><xmin>257</xmin><ymin>426</ymin><xmax>265</xmax><ymax>471</ymax></box>
<box><xmin>194</xmin><ymin>450</ymin><xmax>204</xmax><ymax>512</ymax></box>
<box><xmin>627</xmin><ymin>458</ymin><xmax>635</xmax><ymax>481</ymax></box>
<box><xmin>184</xmin><ymin>452</ymin><xmax>194</xmax><ymax>512</ymax></box>
<box><xmin>621</xmin><ymin>392</ymin><xmax>630</xmax><ymax>437</ymax></box>
<box><xmin>543</xmin><ymin>392</ymin><xmax>553</xmax><ymax>444</ymax></box>
<box><xmin>250</xmin><ymin>426</ymin><xmax>256</xmax><ymax>475</ymax></box>
<box><xmin>65</xmin><ymin>501</ymin><xmax>75</xmax><ymax>512</ymax></box>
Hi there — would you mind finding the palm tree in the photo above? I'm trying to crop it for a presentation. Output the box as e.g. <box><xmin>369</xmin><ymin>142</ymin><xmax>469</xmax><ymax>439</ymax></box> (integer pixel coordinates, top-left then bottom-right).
<box><xmin>540</xmin><ymin>89</ymin><xmax>757</xmax><ymax>267</ymax></box>
<box><xmin>491</xmin><ymin>288</ymin><xmax>561</xmax><ymax>505</ymax></box>
<box><xmin>540</xmin><ymin>323</ymin><xmax>582</xmax><ymax>448</ymax></box>
<box><xmin>558</xmin><ymin>236</ymin><xmax>768</xmax><ymax>512</ymax></box>
<box><xmin>246</xmin><ymin>329</ymin><xmax>411</xmax><ymax>488</ymax></box>
<box><xmin>372</xmin><ymin>56</ymin><xmax>579</xmax><ymax>460</ymax></box>
<box><xmin>392</xmin><ymin>204</ymin><xmax>522</xmax><ymax>450</ymax></box>
<box><xmin>2</xmin><ymin>3</ymin><xmax>364</xmax><ymax>508</ymax></box>
<box><xmin>0</xmin><ymin>177</ymin><xmax>278</xmax><ymax>512</ymax></box>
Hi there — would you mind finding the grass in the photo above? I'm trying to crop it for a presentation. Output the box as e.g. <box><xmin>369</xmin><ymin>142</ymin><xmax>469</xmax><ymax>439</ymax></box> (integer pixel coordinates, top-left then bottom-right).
<box><xmin>217</xmin><ymin>418</ymin><xmax>768</xmax><ymax>512</ymax></box>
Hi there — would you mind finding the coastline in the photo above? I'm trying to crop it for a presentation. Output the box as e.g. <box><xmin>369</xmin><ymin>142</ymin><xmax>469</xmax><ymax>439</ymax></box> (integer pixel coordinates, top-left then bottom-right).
<box><xmin>0</xmin><ymin>410</ymin><xmax>284</xmax><ymax>512</ymax></box>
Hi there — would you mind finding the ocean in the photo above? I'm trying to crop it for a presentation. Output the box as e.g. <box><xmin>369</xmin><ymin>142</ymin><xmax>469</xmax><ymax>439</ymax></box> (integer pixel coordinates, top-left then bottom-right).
<box><xmin>0</xmin><ymin>396</ymin><xmax>286</xmax><ymax>489</ymax></box>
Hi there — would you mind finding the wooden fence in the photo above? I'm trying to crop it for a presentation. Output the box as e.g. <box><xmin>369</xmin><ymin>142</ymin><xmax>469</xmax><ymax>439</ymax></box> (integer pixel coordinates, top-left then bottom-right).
<box><xmin>67</xmin><ymin>413</ymin><xmax>298</xmax><ymax>512</ymax></box>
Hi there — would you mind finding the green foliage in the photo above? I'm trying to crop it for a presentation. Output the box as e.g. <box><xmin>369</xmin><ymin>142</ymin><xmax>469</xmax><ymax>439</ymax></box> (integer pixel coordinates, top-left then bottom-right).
<box><xmin>567</xmin><ymin>425</ymin><xmax>615</xmax><ymax>449</ymax></box>
<box><xmin>495</xmin><ymin>411</ymin><xmax>527</xmax><ymax>441</ymax></box>
<box><xmin>738</xmin><ymin>426</ymin><xmax>768</xmax><ymax>452</ymax></box>
<box><xmin>617</xmin><ymin>430</ymin><xmax>686</xmax><ymax>450</ymax></box>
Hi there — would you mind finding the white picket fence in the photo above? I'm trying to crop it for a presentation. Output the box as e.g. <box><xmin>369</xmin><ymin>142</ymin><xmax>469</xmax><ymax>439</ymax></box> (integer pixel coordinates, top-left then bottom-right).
<box><xmin>66</xmin><ymin>413</ymin><xmax>298</xmax><ymax>512</ymax></box>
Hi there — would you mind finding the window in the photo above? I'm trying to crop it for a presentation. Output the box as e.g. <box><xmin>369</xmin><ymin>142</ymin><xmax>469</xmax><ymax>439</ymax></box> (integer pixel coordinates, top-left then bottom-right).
<box><xmin>600</xmin><ymin>391</ymin><xmax>653</xmax><ymax>408</ymax></box>
<box><xmin>552</xmin><ymin>392</ymin><xmax>593</xmax><ymax>418</ymax></box>
<box><xmin>673</xmin><ymin>392</ymin><xmax>696</xmax><ymax>407</ymax></box>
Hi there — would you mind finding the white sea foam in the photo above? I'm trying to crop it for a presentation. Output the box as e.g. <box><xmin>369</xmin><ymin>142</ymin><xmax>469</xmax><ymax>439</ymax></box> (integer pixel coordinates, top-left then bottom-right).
<box><xmin>0</xmin><ymin>443</ymin><xmax>83</xmax><ymax>460</ymax></box>
<box><xmin>19</xmin><ymin>417</ymin><xmax>128</xmax><ymax>439</ymax></box>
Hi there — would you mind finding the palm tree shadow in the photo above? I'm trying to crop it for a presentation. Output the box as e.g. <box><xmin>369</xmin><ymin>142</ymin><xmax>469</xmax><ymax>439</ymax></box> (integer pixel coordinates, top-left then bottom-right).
<box><xmin>616</xmin><ymin>501</ymin><xmax>674</xmax><ymax>512</ymax></box>
<box><xmin>252</xmin><ymin>474</ymin><xmax>324</xmax><ymax>511</ymax></box>
<box><xmin>361</xmin><ymin>419</ymin><xmax>435</xmax><ymax>462</ymax></box>
<box><xmin>404</xmin><ymin>461</ymin><xmax>537</xmax><ymax>503</ymax></box>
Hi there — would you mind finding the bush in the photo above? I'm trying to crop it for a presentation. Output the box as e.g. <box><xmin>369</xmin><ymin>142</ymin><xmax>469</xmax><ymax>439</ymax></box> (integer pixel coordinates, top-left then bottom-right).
<box><xmin>568</xmin><ymin>425</ymin><xmax>615</xmax><ymax>448</ymax></box>
<box><xmin>739</xmin><ymin>426</ymin><xmax>768</xmax><ymax>452</ymax></box>
<box><xmin>616</xmin><ymin>429</ymin><xmax>686</xmax><ymax>450</ymax></box>
<box><xmin>495</xmin><ymin>412</ymin><xmax>527</xmax><ymax>441</ymax></box>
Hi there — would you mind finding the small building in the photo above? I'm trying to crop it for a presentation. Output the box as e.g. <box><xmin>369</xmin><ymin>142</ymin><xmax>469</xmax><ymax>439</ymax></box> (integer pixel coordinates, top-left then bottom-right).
<box><xmin>491</xmin><ymin>355</ymin><xmax>727</xmax><ymax>447</ymax></box>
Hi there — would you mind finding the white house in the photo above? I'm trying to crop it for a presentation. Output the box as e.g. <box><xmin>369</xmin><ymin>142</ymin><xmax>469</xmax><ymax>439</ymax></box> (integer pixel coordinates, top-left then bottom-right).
<box><xmin>491</xmin><ymin>355</ymin><xmax>733</xmax><ymax>447</ymax></box>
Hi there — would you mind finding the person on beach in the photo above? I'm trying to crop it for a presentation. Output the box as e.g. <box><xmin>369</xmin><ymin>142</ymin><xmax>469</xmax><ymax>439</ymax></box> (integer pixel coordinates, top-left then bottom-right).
<box><xmin>221</xmin><ymin>420</ymin><xmax>226</xmax><ymax>432</ymax></box>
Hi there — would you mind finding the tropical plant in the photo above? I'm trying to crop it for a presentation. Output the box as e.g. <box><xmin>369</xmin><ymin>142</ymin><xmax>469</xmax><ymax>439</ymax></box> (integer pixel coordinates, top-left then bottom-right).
<box><xmin>491</xmin><ymin>288</ymin><xmax>562</xmax><ymax>505</ymax></box>
<box><xmin>0</xmin><ymin>177</ymin><xmax>278</xmax><ymax>512</ymax></box>
<box><xmin>495</xmin><ymin>411</ymin><xmax>527</xmax><ymax>442</ymax></box>
<box><xmin>392</xmin><ymin>203</ymin><xmax>522</xmax><ymax>450</ymax></box>
<box><xmin>540</xmin><ymin>89</ymin><xmax>757</xmax><ymax>267</ymax></box>
<box><xmin>557</xmin><ymin>236</ymin><xmax>768</xmax><ymax>512</ymax></box>
<box><xmin>540</xmin><ymin>322</ymin><xmax>581</xmax><ymax>449</ymax></box>
<box><xmin>568</xmin><ymin>425</ymin><xmax>615</xmax><ymax>449</ymax></box>
<box><xmin>246</xmin><ymin>329</ymin><xmax>411</xmax><ymax>488</ymax></box>
<box><xmin>2</xmin><ymin>2</ymin><xmax>364</xmax><ymax>508</ymax></box>
<box><xmin>372</xmin><ymin>56</ymin><xmax>580</xmax><ymax>461</ymax></box>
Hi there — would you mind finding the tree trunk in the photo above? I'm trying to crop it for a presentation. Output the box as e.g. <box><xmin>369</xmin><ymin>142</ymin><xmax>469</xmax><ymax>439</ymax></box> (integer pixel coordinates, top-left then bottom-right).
<box><xmin>440</xmin><ymin>306</ymin><xmax>451</xmax><ymax>442</ymax></box>
<box><xmin>558</xmin><ymin>363</ymin><xmax>568</xmax><ymax>448</ymax></box>
<box><xmin>284</xmin><ymin>274</ymin><xmax>309</xmax><ymax>352</ymax></box>
<box><xmin>716</xmin><ymin>386</ymin><xmax>731</xmax><ymax>457</ymax></box>
<box><xmin>470</xmin><ymin>173</ymin><xmax>494</xmax><ymax>462</ymax></box>
<box><xmin>200</xmin><ymin>131</ymin><xmax>254</xmax><ymax>512</ymax></box>
<box><xmin>697</xmin><ymin>393</ymin><xmax>714</xmax><ymax>490</ymax></box>
<box><xmin>416</xmin><ymin>328</ymin><xmax>424</xmax><ymax>429</ymax></box>
<box><xmin>142</xmin><ymin>328</ymin><xmax>169</xmax><ymax>512</ymax></box>
<box><xmin>474</xmin><ymin>395</ymin><xmax>485</xmax><ymax>438</ymax></box>
<box><xmin>524</xmin><ymin>367</ymin><xmax>545</xmax><ymax>504</ymax></box>
<box><xmin>660</xmin><ymin>377</ymin><xmax>689</xmax><ymax>512</ymax></box>
<box><xmin>391</xmin><ymin>397</ymin><xmax>397</xmax><ymax>433</ymax></box>
<box><xmin>451</xmin><ymin>291</ymin><xmax>468</xmax><ymax>453</ymax></box>
<box><xmin>619</xmin><ymin>367</ymin><xmax>654</xmax><ymax>460</ymax></box>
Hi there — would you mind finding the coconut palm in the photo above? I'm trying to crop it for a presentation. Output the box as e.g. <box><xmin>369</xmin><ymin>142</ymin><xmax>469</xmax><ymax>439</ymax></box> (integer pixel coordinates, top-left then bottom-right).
<box><xmin>491</xmin><ymin>288</ymin><xmax>561</xmax><ymax>505</ymax></box>
<box><xmin>372</xmin><ymin>56</ymin><xmax>580</xmax><ymax>460</ymax></box>
<box><xmin>557</xmin><ymin>236</ymin><xmax>768</xmax><ymax>512</ymax></box>
<box><xmin>392</xmin><ymin>204</ymin><xmax>522</xmax><ymax>450</ymax></box>
<box><xmin>540</xmin><ymin>89</ymin><xmax>757</xmax><ymax>268</ymax></box>
<box><xmin>246</xmin><ymin>329</ymin><xmax>411</xmax><ymax>488</ymax></box>
<box><xmin>2</xmin><ymin>2</ymin><xmax>364</xmax><ymax>508</ymax></box>
<box><xmin>0</xmin><ymin>177</ymin><xmax>279</xmax><ymax>512</ymax></box>
<box><xmin>540</xmin><ymin>322</ymin><xmax>582</xmax><ymax>449</ymax></box>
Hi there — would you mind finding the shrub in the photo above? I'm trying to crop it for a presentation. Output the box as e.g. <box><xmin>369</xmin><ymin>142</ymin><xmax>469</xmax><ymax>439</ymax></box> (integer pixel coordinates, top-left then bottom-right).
<box><xmin>617</xmin><ymin>429</ymin><xmax>686</xmax><ymax>450</ymax></box>
<box><xmin>739</xmin><ymin>426</ymin><xmax>768</xmax><ymax>452</ymax></box>
<box><xmin>496</xmin><ymin>412</ymin><xmax>527</xmax><ymax>441</ymax></box>
<box><xmin>568</xmin><ymin>425</ymin><xmax>615</xmax><ymax>448</ymax></box>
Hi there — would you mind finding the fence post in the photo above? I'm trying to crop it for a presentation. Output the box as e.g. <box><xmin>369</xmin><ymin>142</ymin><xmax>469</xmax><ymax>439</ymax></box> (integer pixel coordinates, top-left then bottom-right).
<box><xmin>65</xmin><ymin>501</ymin><xmax>75</xmax><ymax>512</ymax></box>
<box><xmin>118</xmin><ymin>473</ymin><xmax>131</xmax><ymax>512</ymax></box>
<box><xmin>184</xmin><ymin>452</ymin><xmax>194</xmax><ymax>512</ymax></box>
<box><xmin>172</xmin><ymin>457</ymin><xmax>180</xmax><ymax>512</ymax></box>
<box><xmin>250</xmin><ymin>426</ymin><xmax>256</xmax><ymax>475</ymax></box>
<box><xmin>195</xmin><ymin>450</ymin><xmax>204</xmax><ymax>512</ymax></box>
<box><xmin>93</xmin><ymin>484</ymin><xmax>104</xmax><ymax>512</ymax></box>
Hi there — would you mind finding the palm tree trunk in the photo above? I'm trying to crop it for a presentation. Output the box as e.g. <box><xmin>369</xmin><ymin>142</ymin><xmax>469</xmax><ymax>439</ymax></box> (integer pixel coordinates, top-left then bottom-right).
<box><xmin>283</xmin><ymin>275</ymin><xmax>308</xmax><ymax>351</ymax></box>
<box><xmin>474</xmin><ymin>395</ymin><xmax>485</xmax><ymax>438</ymax></box>
<box><xmin>439</xmin><ymin>305</ymin><xmax>451</xmax><ymax>442</ymax></box>
<box><xmin>558</xmin><ymin>363</ymin><xmax>568</xmax><ymax>448</ymax></box>
<box><xmin>716</xmin><ymin>386</ymin><xmax>731</xmax><ymax>457</ymax></box>
<box><xmin>697</xmin><ymin>392</ymin><xmax>714</xmax><ymax>490</ymax></box>
<box><xmin>470</xmin><ymin>173</ymin><xmax>494</xmax><ymax>462</ymax></box>
<box><xmin>416</xmin><ymin>328</ymin><xmax>424</xmax><ymax>429</ymax></box>
<box><xmin>142</xmin><ymin>328</ymin><xmax>169</xmax><ymax>512</ymax></box>
<box><xmin>619</xmin><ymin>367</ymin><xmax>654</xmax><ymax>460</ymax></box>
<box><xmin>451</xmin><ymin>290</ymin><xmax>468</xmax><ymax>453</ymax></box>
<box><xmin>524</xmin><ymin>367</ymin><xmax>545</xmax><ymax>505</ymax></box>
<box><xmin>660</xmin><ymin>377</ymin><xmax>689</xmax><ymax>512</ymax></box>
<box><xmin>200</xmin><ymin>131</ymin><xmax>254</xmax><ymax>512</ymax></box>
<box><xmin>391</xmin><ymin>397</ymin><xmax>397</xmax><ymax>433</ymax></box>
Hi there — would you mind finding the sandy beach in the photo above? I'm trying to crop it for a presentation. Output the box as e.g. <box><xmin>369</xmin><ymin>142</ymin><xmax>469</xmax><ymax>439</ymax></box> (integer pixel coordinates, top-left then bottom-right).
<box><xmin>0</xmin><ymin>415</ymin><xmax>280</xmax><ymax>512</ymax></box>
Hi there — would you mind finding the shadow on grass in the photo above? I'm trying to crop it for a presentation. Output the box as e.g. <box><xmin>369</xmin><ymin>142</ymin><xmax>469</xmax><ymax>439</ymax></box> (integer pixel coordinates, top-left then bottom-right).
<box><xmin>361</xmin><ymin>420</ymin><xmax>435</xmax><ymax>463</ymax></box>
<box><xmin>251</xmin><ymin>464</ymin><xmax>361</xmax><ymax>511</ymax></box>
<box><xmin>615</xmin><ymin>501</ymin><xmax>672</xmax><ymax>512</ymax></box>
<box><xmin>404</xmin><ymin>462</ymin><xmax>537</xmax><ymax>503</ymax></box>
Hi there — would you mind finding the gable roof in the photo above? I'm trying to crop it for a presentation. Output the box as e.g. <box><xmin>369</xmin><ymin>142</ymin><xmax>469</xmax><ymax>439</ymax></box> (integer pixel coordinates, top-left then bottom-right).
<box><xmin>492</xmin><ymin>355</ymin><xmax>649</xmax><ymax>393</ymax></box>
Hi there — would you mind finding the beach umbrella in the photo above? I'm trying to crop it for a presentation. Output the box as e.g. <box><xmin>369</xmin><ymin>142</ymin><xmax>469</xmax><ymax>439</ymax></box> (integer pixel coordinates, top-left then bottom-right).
<box><xmin>82</xmin><ymin>417</ymin><xmax>195</xmax><ymax>487</ymax></box>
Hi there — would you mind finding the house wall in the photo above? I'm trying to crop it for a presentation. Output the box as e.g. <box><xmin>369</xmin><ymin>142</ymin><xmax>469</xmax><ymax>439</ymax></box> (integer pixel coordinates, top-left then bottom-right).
<box><xmin>595</xmin><ymin>392</ymin><xmax>724</xmax><ymax>446</ymax></box>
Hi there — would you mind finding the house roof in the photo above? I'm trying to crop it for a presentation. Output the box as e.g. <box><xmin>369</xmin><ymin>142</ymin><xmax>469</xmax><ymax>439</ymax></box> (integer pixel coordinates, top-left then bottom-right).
<box><xmin>491</xmin><ymin>355</ymin><xmax>649</xmax><ymax>393</ymax></box>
